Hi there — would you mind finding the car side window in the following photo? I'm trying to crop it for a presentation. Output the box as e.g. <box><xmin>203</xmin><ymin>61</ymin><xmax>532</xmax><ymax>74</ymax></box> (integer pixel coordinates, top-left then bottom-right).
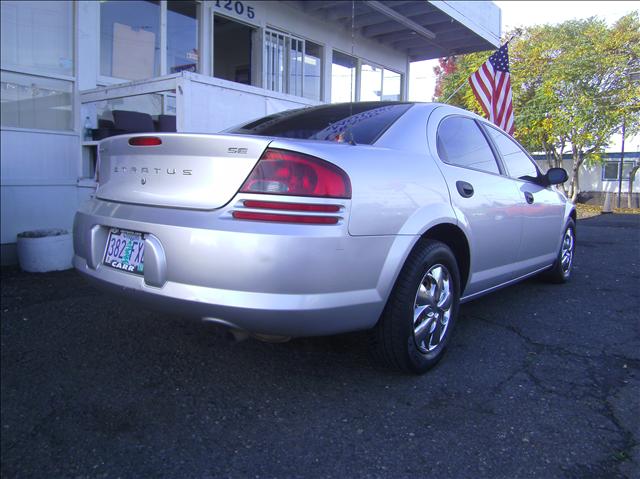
<box><xmin>436</xmin><ymin>116</ymin><xmax>500</xmax><ymax>174</ymax></box>
<box><xmin>485</xmin><ymin>126</ymin><xmax>539</xmax><ymax>180</ymax></box>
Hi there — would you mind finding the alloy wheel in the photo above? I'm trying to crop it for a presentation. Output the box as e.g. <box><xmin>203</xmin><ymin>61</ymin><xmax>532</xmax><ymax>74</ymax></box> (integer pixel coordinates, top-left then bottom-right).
<box><xmin>413</xmin><ymin>264</ymin><xmax>453</xmax><ymax>353</ymax></box>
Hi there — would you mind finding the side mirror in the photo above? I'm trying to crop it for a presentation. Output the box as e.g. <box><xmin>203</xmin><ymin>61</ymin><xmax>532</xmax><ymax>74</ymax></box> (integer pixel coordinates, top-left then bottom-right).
<box><xmin>545</xmin><ymin>168</ymin><xmax>568</xmax><ymax>185</ymax></box>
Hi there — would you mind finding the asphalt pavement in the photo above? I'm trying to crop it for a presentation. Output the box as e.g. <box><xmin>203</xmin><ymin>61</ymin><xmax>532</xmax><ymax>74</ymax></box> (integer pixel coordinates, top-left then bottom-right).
<box><xmin>1</xmin><ymin>214</ymin><xmax>639</xmax><ymax>478</ymax></box>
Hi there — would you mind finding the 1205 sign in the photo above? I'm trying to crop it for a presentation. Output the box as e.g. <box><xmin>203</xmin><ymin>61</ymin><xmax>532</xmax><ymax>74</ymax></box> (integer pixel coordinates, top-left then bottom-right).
<box><xmin>215</xmin><ymin>0</ymin><xmax>255</xmax><ymax>19</ymax></box>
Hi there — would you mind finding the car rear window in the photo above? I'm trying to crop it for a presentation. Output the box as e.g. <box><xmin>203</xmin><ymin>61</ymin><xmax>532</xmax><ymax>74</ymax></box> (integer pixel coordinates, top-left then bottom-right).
<box><xmin>230</xmin><ymin>102</ymin><xmax>412</xmax><ymax>145</ymax></box>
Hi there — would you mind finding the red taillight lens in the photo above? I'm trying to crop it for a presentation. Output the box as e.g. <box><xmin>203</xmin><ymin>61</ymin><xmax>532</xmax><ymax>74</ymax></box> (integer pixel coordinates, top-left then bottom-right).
<box><xmin>128</xmin><ymin>136</ymin><xmax>162</xmax><ymax>146</ymax></box>
<box><xmin>239</xmin><ymin>148</ymin><xmax>351</xmax><ymax>198</ymax></box>
<box><xmin>232</xmin><ymin>211</ymin><xmax>339</xmax><ymax>224</ymax></box>
<box><xmin>242</xmin><ymin>200</ymin><xmax>340</xmax><ymax>212</ymax></box>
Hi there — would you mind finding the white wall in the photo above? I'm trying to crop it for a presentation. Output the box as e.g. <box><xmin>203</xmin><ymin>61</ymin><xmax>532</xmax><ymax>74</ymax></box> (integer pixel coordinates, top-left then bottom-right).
<box><xmin>179</xmin><ymin>73</ymin><xmax>318</xmax><ymax>133</ymax></box>
<box><xmin>536</xmin><ymin>159</ymin><xmax>640</xmax><ymax>194</ymax></box>
<box><xmin>0</xmin><ymin>130</ymin><xmax>81</xmax><ymax>244</ymax></box>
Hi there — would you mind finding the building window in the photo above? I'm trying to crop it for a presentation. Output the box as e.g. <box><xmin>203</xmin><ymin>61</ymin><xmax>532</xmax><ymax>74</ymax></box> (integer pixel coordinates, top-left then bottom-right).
<box><xmin>0</xmin><ymin>71</ymin><xmax>73</xmax><ymax>131</ymax></box>
<box><xmin>167</xmin><ymin>1</ymin><xmax>198</xmax><ymax>74</ymax></box>
<box><xmin>602</xmin><ymin>161</ymin><xmax>636</xmax><ymax>181</ymax></box>
<box><xmin>331</xmin><ymin>53</ymin><xmax>403</xmax><ymax>103</ymax></box>
<box><xmin>303</xmin><ymin>41</ymin><xmax>322</xmax><ymax>101</ymax></box>
<box><xmin>214</xmin><ymin>15</ymin><xmax>254</xmax><ymax>85</ymax></box>
<box><xmin>382</xmin><ymin>69</ymin><xmax>401</xmax><ymax>101</ymax></box>
<box><xmin>263</xmin><ymin>29</ymin><xmax>323</xmax><ymax>100</ymax></box>
<box><xmin>0</xmin><ymin>1</ymin><xmax>74</xmax><ymax>77</ymax></box>
<box><xmin>331</xmin><ymin>51</ymin><xmax>357</xmax><ymax>103</ymax></box>
<box><xmin>360</xmin><ymin>62</ymin><xmax>382</xmax><ymax>101</ymax></box>
<box><xmin>100</xmin><ymin>0</ymin><xmax>161</xmax><ymax>81</ymax></box>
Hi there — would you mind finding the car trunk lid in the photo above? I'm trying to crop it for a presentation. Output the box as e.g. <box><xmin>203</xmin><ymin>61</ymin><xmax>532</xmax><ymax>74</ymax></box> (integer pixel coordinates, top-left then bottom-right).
<box><xmin>95</xmin><ymin>133</ymin><xmax>271</xmax><ymax>210</ymax></box>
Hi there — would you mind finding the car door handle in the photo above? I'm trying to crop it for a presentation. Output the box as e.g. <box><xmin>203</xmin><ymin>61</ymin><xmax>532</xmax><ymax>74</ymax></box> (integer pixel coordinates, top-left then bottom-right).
<box><xmin>456</xmin><ymin>181</ymin><xmax>474</xmax><ymax>198</ymax></box>
<box><xmin>524</xmin><ymin>191</ymin><xmax>534</xmax><ymax>204</ymax></box>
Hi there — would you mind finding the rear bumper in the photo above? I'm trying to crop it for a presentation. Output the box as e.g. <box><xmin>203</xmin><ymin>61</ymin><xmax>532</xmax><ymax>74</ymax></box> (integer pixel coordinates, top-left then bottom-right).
<box><xmin>73</xmin><ymin>198</ymin><xmax>414</xmax><ymax>337</ymax></box>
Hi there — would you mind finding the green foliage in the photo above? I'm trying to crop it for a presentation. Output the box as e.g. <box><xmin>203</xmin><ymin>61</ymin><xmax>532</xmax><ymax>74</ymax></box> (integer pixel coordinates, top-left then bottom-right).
<box><xmin>433</xmin><ymin>13</ymin><xmax>640</xmax><ymax>199</ymax></box>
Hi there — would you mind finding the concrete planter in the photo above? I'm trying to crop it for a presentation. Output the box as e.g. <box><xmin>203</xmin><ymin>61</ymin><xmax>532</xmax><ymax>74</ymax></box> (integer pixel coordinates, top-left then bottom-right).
<box><xmin>16</xmin><ymin>229</ymin><xmax>73</xmax><ymax>273</ymax></box>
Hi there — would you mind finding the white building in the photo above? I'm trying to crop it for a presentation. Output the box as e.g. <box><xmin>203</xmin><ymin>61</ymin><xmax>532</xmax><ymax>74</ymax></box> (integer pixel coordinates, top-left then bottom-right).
<box><xmin>0</xmin><ymin>0</ymin><xmax>501</xmax><ymax>264</ymax></box>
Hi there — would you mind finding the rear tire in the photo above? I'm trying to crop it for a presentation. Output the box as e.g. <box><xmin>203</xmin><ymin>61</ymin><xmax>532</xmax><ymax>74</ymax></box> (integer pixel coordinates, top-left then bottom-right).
<box><xmin>369</xmin><ymin>239</ymin><xmax>461</xmax><ymax>374</ymax></box>
<box><xmin>542</xmin><ymin>220</ymin><xmax>576</xmax><ymax>284</ymax></box>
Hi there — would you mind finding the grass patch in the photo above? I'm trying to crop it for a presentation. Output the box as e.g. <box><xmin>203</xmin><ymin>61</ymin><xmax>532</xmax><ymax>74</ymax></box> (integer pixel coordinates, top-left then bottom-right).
<box><xmin>575</xmin><ymin>203</ymin><xmax>640</xmax><ymax>219</ymax></box>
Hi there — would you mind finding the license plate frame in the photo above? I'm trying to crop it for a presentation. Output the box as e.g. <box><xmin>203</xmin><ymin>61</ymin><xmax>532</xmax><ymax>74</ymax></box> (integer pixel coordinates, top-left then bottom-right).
<box><xmin>102</xmin><ymin>228</ymin><xmax>145</xmax><ymax>275</ymax></box>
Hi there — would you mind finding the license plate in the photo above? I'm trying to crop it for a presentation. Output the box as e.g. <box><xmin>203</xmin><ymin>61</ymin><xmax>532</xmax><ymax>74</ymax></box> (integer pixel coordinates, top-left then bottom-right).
<box><xmin>103</xmin><ymin>229</ymin><xmax>145</xmax><ymax>275</ymax></box>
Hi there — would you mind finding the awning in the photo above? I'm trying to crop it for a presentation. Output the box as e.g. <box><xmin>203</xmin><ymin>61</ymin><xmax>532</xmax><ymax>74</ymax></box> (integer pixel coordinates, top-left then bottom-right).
<box><xmin>299</xmin><ymin>0</ymin><xmax>501</xmax><ymax>61</ymax></box>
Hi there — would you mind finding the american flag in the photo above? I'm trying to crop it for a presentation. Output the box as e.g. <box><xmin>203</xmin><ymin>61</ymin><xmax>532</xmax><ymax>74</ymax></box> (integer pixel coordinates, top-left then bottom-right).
<box><xmin>468</xmin><ymin>44</ymin><xmax>514</xmax><ymax>135</ymax></box>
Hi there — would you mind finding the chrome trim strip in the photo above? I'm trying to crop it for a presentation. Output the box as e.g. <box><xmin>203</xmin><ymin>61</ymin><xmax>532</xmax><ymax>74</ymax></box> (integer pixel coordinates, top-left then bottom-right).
<box><xmin>460</xmin><ymin>264</ymin><xmax>553</xmax><ymax>303</ymax></box>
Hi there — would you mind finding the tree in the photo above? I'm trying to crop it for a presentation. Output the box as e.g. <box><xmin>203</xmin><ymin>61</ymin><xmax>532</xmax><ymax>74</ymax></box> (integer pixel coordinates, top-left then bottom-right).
<box><xmin>434</xmin><ymin>14</ymin><xmax>640</xmax><ymax>201</ymax></box>
<box><xmin>432</xmin><ymin>57</ymin><xmax>458</xmax><ymax>99</ymax></box>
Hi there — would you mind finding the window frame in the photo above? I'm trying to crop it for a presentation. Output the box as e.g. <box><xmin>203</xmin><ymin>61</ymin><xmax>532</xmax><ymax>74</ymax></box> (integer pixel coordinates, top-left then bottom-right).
<box><xmin>359</xmin><ymin>60</ymin><xmax>384</xmax><ymax>102</ymax></box>
<box><xmin>330</xmin><ymin>49</ymin><xmax>404</xmax><ymax>103</ymax></box>
<box><xmin>479</xmin><ymin>122</ymin><xmax>542</xmax><ymax>182</ymax></box>
<box><xmin>262</xmin><ymin>26</ymin><xmax>323</xmax><ymax>101</ymax></box>
<box><xmin>602</xmin><ymin>160</ymin><xmax>637</xmax><ymax>181</ymax></box>
<box><xmin>434</xmin><ymin>115</ymin><xmax>505</xmax><ymax>177</ymax></box>
<box><xmin>0</xmin><ymin>0</ymin><xmax>77</xmax><ymax>133</ymax></box>
<box><xmin>97</xmin><ymin>0</ymin><xmax>201</xmax><ymax>86</ymax></box>
<box><xmin>166</xmin><ymin>0</ymin><xmax>199</xmax><ymax>75</ymax></box>
<box><xmin>381</xmin><ymin>67</ymin><xmax>403</xmax><ymax>101</ymax></box>
<box><xmin>331</xmin><ymin>49</ymin><xmax>359</xmax><ymax>103</ymax></box>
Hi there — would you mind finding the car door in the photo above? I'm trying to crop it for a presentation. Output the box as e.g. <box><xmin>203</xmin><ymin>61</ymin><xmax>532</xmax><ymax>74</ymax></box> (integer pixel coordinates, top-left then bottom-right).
<box><xmin>482</xmin><ymin>124</ymin><xmax>566</xmax><ymax>271</ymax></box>
<box><xmin>428</xmin><ymin>111</ymin><xmax>524</xmax><ymax>298</ymax></box>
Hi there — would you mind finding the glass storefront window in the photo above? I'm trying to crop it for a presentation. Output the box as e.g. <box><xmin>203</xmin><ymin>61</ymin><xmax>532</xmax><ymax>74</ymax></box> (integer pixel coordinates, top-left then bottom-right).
<box><xmin>289</xmin><ymin>37</ymin><xmax>304</xmax><ymax>97</ymax></box>
<box><xmin>86</xmin><ymin>93</ymin><xmax>165</xmax><ymax>126</ymax></box>
<box><xmin>0</xmin><ymin>1</ymin><xmax>73</xmax><ymax>76</ymax></box>
<box><xmin>303</xmin><ymin>41</ymin><xmax>322</xmax><ymax>102</ymax></box>
<box><xmin>360</xmin><ymin>62</ymin><xmax>382</xmax><ymax>101</ymax></box>
<box><xmin>167</xmin><ymin>1</ymin><xmax>198</xmax><ymax>74</ymax></box>
<box><xmin>264</xmin><ymin>30</ymin><xmax>322</xmax><ymax>100</ymax></box>
<box><xmin>100</xmin><ymin>0</ymin><xmax>161</xmax><ymax>80</ymax></box>
<box><xmin>1</xmin><ymin>71</ymin><xmax>73</xmax><ymax>131</ymax></box>
<box><xmin>382</xmin><ymin>69</ymin><xmax>401</xmax><ymax>101</ymax></box>
<box><xmin>331</xmin><ymin>51</ymin><xmax>357</xmax><ymax>103</ymax></box>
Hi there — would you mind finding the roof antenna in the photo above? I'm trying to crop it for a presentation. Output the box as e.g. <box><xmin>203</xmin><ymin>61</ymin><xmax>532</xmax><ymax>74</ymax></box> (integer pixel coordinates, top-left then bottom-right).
<box><xmin>350</xmin><ymin>0</ymin><xmax>355</xmax><ymax>117</ymax></box>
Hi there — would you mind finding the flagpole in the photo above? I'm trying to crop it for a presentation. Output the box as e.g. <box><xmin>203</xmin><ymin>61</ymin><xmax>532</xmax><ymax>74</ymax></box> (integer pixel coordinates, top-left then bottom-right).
<box><xmin>443</xmin><ymin>78</ymin><xmax>468</xmax><ymax>104</ymax></box>
<box><xmin>442</xmin><ymin>32</ymin><xmax>520</xmax><ymax>105</ymax></box>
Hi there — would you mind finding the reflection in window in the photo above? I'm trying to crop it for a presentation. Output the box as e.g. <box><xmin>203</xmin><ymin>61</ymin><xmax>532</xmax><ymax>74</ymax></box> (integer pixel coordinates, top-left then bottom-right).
<box><xmin>331</xmin><ymin>51</ymin><xmax>357</xmax><ymax>103</ymax></box>
<box><xmin>360</xmin><ymin>62</ymin><xmax>382</xmax><ymax>101</ymax></box>
<box><xmin>264</xmin><ymin>30</ymin><xmax>286</xmax><ymax>92</ymax></box>
<box><xmin>167</xmin><ymin>1</ymin><xmax>198</xmax><ymax>74</ymax></box>
<box><xmin>303</xmin><ymin>41</ymin><xmax>322</xmax><ymax>101</ymax></box>
<box><xmin>264</xmin><ymin>31</ymin><xmax>322</xmax><ymax>100</ymax></box>
<box><xmin>485</xmin><ymin>126</ymin><xmax>538</xmax><ymax>179</ymax></box>
<box><xmin>289</xmin><ymin>36</ymin><xmax>304</xmax><ymax>97</ymax></box>
<box><xmin>437</xmin><ymin>117</ymin><xmax>499</xmax><ymax>174</ymax></box>
<box><xmin>382</xmin><ymin>69</ymin><xmax>401</xmax><ymax>101</ymax></box>
<box><xmin>84</xmin><ymin>92</ymin><xmax>176</xmax><ymax>135</ymax></box>
<box><xmin>0</xmin><ymin>1</ymin><xmax>74</xmax><ymax>76</ymax></box>
<box><xmin>100</xmin><ymin>0</ymin><xmax>160</xmax><ymax>80</ymax></box>
<box><xmin>232</xmin><ymin>102</ymin><xmax>411</xmax><ymax>145</ymax></box>
<box><xmin>1</xmin><ymin>71</ymin><xmax>73</xmax><ymax>131</ymax></box>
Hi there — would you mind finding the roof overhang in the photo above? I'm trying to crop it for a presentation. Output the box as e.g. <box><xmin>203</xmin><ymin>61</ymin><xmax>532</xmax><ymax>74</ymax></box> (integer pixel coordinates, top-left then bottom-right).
<box><xmin>296</xmin><ymin>0</ymin><xmax>501</xmax><ymax>61</ymax></box>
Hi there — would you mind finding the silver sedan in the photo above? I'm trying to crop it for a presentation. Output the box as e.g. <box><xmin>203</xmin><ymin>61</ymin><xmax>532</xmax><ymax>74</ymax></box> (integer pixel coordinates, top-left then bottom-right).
<box><xmin>73</xmin><ymin>102</ymin><xmax>575</xmax><ymax>374</ymax></box>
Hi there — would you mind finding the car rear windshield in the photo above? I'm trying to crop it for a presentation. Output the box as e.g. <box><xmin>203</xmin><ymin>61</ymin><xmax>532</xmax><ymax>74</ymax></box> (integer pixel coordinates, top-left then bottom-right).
<box><xmin>229</xmin><ymin>102</ymin><xmax>412</xmax><ymax>145</ymax></box>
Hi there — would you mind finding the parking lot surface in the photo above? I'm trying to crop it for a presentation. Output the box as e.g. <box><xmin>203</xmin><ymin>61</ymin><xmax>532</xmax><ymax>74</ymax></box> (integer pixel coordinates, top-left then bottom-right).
<box><xmin>1</xmin><ymin>214</ymin><xmax>639</xmax><ymax>478</ymax></box>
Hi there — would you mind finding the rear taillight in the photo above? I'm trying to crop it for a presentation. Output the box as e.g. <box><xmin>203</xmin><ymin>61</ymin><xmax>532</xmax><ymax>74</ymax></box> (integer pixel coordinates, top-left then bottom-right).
<box><xmin>234</xmin><ymin>149</ymin><xmax>349</xmax><ymax>224</ymax></box>
<box><xmin>239</xmin><ymin>148</ymin><xmax>351</xmax><ymax>198</ymax></box>
<box><xmin>232</xmin><ymin>211</ymin><xmax>339</xmax><ymax>224</ymax></box>
<box><xmin>129</xmin><ymin>136</ymin><xmax>162</xmax><ymax>146</ymax></box>
<box><xmin>242</xmin><ymin>200</ymin><xmax>340</xmax><ymax>212</ymax></box>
